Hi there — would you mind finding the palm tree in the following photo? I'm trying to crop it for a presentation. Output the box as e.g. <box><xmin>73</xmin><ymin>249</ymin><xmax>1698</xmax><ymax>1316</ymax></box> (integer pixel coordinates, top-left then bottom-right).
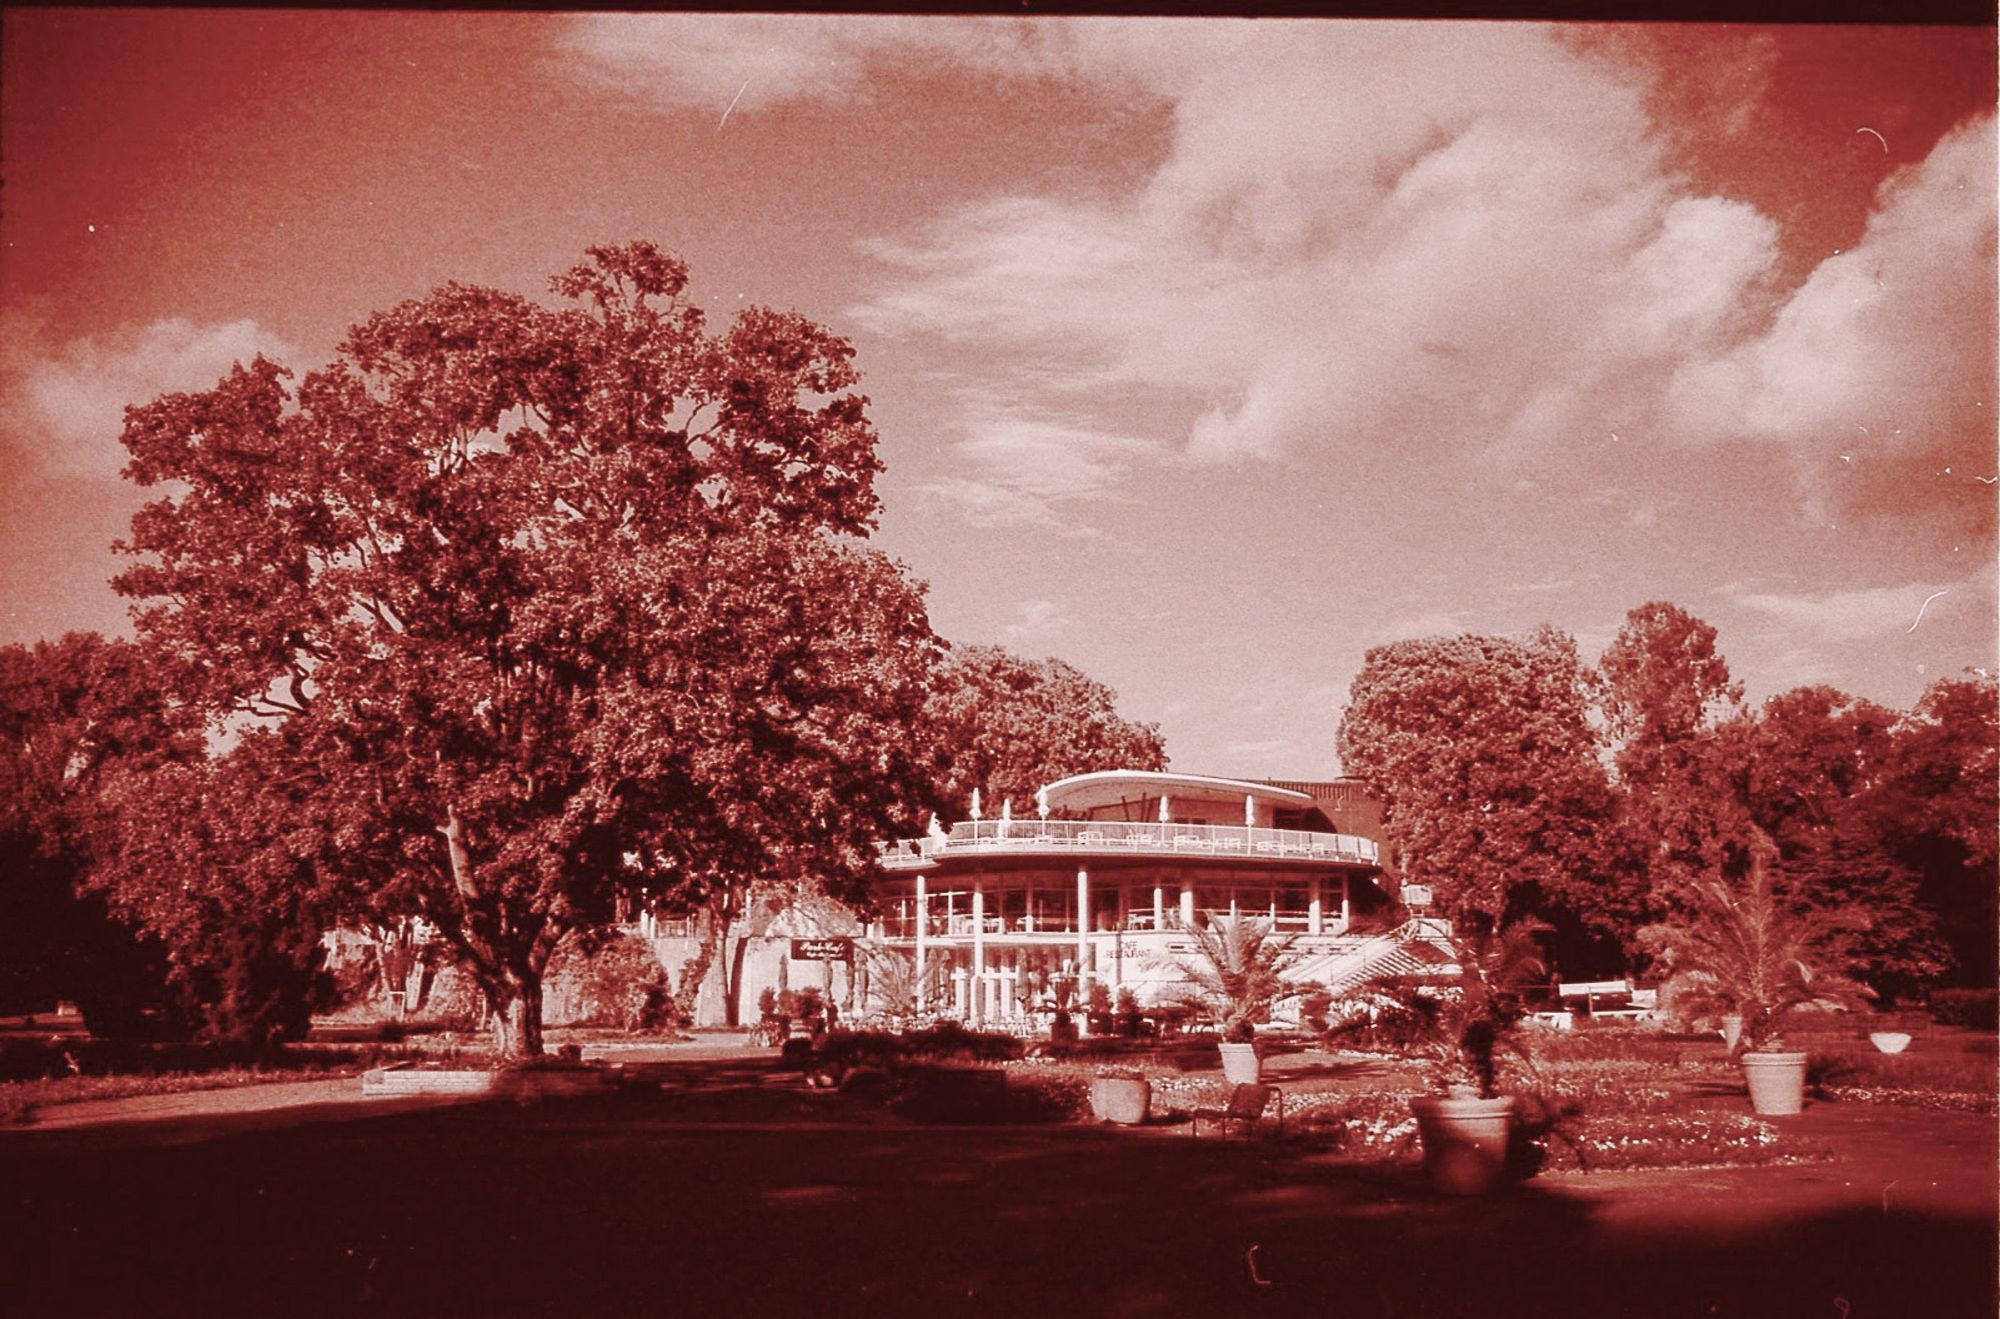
<box><xmin>1638</xmin><ymin>835</ymin><xmax>1869</xmax><ymax>1055</ymax></box>
<box><xmin>1176</xmin><ymin>911</ymin><xmax>1301</xmax><ymax>1042</ymax></box>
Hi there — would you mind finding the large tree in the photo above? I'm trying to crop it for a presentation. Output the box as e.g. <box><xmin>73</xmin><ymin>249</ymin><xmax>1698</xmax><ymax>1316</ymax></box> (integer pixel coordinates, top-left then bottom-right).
<box><xmin>920</xmin><ymin>645</ymin><xmax>1166</xmax><ymax>819</ymax></box>
<box><xmin>1336</xmin><ymin>628</ymin><xmax>1627</xmax><ymax>940</ymax></box>
<box><xmin>113</xmin><ymin>243</ymin><xmax>940</xmax><ymax>1058</ymax></box>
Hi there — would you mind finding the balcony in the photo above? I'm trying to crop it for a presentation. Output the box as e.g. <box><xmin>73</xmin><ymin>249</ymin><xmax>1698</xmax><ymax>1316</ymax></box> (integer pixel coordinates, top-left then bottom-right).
<box><xmin>876</xmin><ymin>818</ymin><xmax>1378</xmax><ymax>869</ymax></box>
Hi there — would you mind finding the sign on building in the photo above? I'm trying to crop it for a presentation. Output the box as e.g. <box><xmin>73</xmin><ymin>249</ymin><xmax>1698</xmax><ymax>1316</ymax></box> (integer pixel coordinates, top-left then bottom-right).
<box><xmin>790</xmin><ymin>937</ymin><xmax>852</xmax><ymax>962</ymax></box>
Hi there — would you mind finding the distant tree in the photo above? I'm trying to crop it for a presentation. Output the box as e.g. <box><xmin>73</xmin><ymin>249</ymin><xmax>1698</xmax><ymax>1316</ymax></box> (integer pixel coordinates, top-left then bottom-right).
<box><xmin>1871</xmin><ymin>674</ymin><xmax>1998</xmax><ymax>986</ymax></box>
<box><xmin>0</xmin><ymin>634</ymin><xmax>193</xmax><ymax>1033</ymax></box>
<box><xmin>920</xmin><ymin>645</ymin><xmax>1166</xmax><ymax>819</ymax></box>
<box><xmin>1336</xmin><ymin>628</ymin><xmax>1628</xmax><ymax>938</ymax></box>
<box><xmin>94</xmin><ymin>730</ymin><xmax>339</xmax><ymax>1048</ymax></box>
<box><xmin>1594</xmin><ymin>602</ymin><xmax>1742</xmax><ymax>783</ymax></box>
<box><xmin>112</xmin><ymin>242</ymin><xmax>939</xmax><ymax>1059</ymax></box>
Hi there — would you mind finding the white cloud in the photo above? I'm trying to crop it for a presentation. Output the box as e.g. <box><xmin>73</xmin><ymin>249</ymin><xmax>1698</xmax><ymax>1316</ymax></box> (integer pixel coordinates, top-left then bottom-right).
<box><xmin>1723</xmin><ymin>566</ymin><xmax>1993</xmax><ymax>645</ymax></box>
<box><xmin>1666</xmin><ymin>116</ymin><xmax>1996</xmax><ymax>529</ymax></box>
<box><xmin>851</xmin><ymin>22</ymin><xmax>1792</xmax><ymax>474</ymax></box>
<box><xmin>915</xmin><ymin>395</ymin><xmax>1161</xmax><ymax>531</ymax></box>
<box><xmin>1</xmin><ymin>316</ymin><xmax>300</xmax><ymax>479</ymax></box>
<box><xmin>999</xmin><ymin>597</ymin><xmax>1069</xmax><ymax>647</ymax></box>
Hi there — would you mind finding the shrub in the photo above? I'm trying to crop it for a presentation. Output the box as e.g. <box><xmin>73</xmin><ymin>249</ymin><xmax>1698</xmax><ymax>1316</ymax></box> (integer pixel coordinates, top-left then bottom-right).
<box><xmin>1928</xmin><ymin>988</ymin><xmax>1998</xmax><ymax>1031</ymax></box>
<box><xmin>545</xmin><ymin>932</ymin><xmax>679</xmax><ymax>1033</ymax></box>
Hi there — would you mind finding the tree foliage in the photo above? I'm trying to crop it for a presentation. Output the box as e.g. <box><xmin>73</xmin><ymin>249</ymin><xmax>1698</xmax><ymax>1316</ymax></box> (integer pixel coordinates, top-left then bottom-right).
<box><xmin>1336</xmin><ymin>628</ymin><xmax>1626</xmax><ymax>934</ymax></box>
<box><xmin>112</xmin><ymin>242</ymin><xmax>940</xmax><ymax>1057</ymax></box>
<box><xmin>1638</xmin><ymin>836</ymin><xmax>1870</xmax><ymax>1054</ymax></box>
<box><xmin>920</xmin><ymin>645</ymin><xmax>1166</xmax><ymax>819</ymax></box>
<box><xmin>0</xmin><ymin>634</ymin><xmax>192</xmax><ymax>1031</ymax></box>
<box><xmin>1595</xmin><ymin>601</ymin><xmax>1742</xmax><ymax>782</ymax></box>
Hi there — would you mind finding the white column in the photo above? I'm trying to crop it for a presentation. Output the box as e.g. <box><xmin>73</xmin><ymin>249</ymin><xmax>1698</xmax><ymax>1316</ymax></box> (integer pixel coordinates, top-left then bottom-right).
<box><xmin>972</xmin><ymin>883</ymin><xmax>986</xmax><ymax>1027</ymax></box>
<box><xmin>1076</xmin><ymin>867</ymin><xmax>1091</xmax><ymax>1004</ymax></box>
<box><xmin>1340</xmin><ymin>873</ymin><xmax>1352</xmax><ymax>932</ymax></box>
<box><xmin>915</xmin><ymin>875</ymin><xmax>928</xmax><ymax>1012</ymax></box>
<box><xmin>1180</xmin><ymin>882</ymin><xmax>1195</xmax><ymax>929</ymax></box>
<box><xmin>952</xmin><ymin>965</ymin><xmax>968</xmax><ymax>1018</ymax></box>
<box><xmin>1153</xmin><ymin>882</ymin><xmax>1165</xmax><ymax>930</ymax></box>
<box><xmin>1309</xmin><ymin>876</ymin><xmax>1323</xmax><ymax>936</ymax></box>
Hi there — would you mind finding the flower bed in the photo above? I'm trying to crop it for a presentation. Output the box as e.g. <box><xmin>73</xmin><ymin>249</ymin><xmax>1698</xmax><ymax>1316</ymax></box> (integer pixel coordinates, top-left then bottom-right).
<box><xmin>1532</xmin><ymin>1110</ymin><xmax>1813</xmax><ymax>1173</ymax></box>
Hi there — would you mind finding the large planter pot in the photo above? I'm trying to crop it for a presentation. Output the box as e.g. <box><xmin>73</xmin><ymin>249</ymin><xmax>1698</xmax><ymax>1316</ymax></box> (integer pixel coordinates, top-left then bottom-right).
<box><xmin>1719</xmin><ymin>1014</ymin><xmax>1745</xmax><ymax>1052</ymax></box>
<box><xmin>1218</xmin><ymin>1041</ymin><xmax>1262</xmax><ymax>1085</ymax></box>
<box><xmin>1411</xmin><ymin>1095</ymin><xmax>1517</xmax><ymax>1195</ymax></box>
<box><xmin>1089</xmin><ymin>1074</ymin><xmax>1151</xmax><ymax>1125</ymax></box>
<box><xmin>1869</xmin><ymin>1031</ymin><xmax>1913</xmax><ymax>1055</ymax></box>
<box><xmin>1741</xmin><ymin>1050</ymin><xmax>1808</xmax><ymax>1115</ymax></box>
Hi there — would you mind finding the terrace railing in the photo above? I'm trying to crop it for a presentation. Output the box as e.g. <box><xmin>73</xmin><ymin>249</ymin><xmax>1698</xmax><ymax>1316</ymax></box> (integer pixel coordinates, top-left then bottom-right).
<box><xmin>876</xmin><ymin>818</ymin><xmax>1378</xmax><ymax>868</ymax></box>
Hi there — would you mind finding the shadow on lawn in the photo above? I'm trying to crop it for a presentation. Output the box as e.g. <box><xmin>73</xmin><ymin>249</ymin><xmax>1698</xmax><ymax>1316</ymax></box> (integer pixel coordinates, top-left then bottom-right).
<box><xmin>2</xmin><ymin>1087</ymin><xmax>1993</xmax><ymax>1318</ymax></box>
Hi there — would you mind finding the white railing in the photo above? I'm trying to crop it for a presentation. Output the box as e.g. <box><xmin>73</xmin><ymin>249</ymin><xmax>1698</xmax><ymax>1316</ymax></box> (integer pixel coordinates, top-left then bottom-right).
<box><xmin>876</xmin><ymin>819</ymin><xmax>1377</xmax><ymax>867</ymax></box>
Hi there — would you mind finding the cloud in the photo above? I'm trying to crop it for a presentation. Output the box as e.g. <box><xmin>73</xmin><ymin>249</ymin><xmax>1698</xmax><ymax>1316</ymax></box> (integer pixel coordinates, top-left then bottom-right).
<box><xmin>852</xmin><ymin>22</ymin><xmax>1796</xmax><ymax>473</ymax></box>
<box><xmin>1665</xmin><ymin>115</ymin><xmax>1996</xmax><ymax>536</ymax></box>
<box><xmin>999</xmin><ymin>597</ymin><xmax>1069</xmax><ymax>646</ymax></box>
<box><xmin>1722</xmin><ymin>567</ymin><xmax>1992</xmax><ymax>645</ymax></box>
<box><xmin>1</xmin><ymin>315</ymin><xmax>300</xmax><ymax>480</ymax></box>
<box><xmin>915</xmin><ymin>395</ymin><xmax>1161</xmax><ymax>531</ymax></box>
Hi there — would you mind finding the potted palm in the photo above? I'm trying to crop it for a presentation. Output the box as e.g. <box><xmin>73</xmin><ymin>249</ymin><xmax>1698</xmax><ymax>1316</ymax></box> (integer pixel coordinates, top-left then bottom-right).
<box><xmin>1639</xmin><ymin>840</ymin><xmax>1869</xmax><ymax>1117</ymax></box>
<box><xmin>1404</xmin><ymin>921</ymin><xmax>1547</xmax><ymax>1195</ymax></box>
<box><xmin>1177</xmin><ymin>911</ymin><xmax>1300</xmax><ymax>1084</ymax></box>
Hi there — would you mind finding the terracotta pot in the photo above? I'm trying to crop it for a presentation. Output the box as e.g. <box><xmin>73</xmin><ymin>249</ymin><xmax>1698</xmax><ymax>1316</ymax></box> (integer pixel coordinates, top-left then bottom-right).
<box><xmin>1869</xmin><ymin>1031</ymin><xmax>1912</xmax><ymax>1055</ymax></box>
<box><xmin>1089</xmin><ymin>1074</ymin><xmax>1151</xmax><ymax>1125</ymax></box>
<box><xmin>1741</xmin><ymin>1050</ymin><xmax>1808</xmax><ymax>1115</ymax></box>
<box><xmin>1218</xmin><ymin>1041</ymin><xmax>1262</xmax><ymax>1085</ymax></box>
<box><xmin>1719</xmin><ymin>1014</ymin><xmax>1744</xmax><ymax>1052</ymax></box>
<box><xmin>1411</xmin><ymin>1095</ymin><xmax>1517</xmax><ymax>1195</ymax></box>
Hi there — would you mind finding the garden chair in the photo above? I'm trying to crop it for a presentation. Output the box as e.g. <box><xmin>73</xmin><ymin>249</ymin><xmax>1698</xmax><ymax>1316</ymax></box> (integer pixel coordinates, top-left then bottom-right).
<box><xmin>1191</xmin><ymin>1083</ymin><xmax>1284</xmax><ymax>1139</ymax></box>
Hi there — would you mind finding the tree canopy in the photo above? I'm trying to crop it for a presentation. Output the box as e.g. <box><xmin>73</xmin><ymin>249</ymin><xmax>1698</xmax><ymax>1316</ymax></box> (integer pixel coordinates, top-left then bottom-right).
<box><xmin>920</xmin><ymin>644</ymin><xmax>1166</xmax><ymax>820</ymax></box>
<box><xmin>0</xmin><ymin>634</ymin><xmax>193</xmax><ymax>1030</ymax></box>
<box><xmin>1335</xmin><ymin>628</ymin><xmax>1625</xmax><ymax>934</ymax></box>
<box><xmin>112</xmin><ymin>242</ymin><xmax>942</xmax><ymax>1056</ymax></box>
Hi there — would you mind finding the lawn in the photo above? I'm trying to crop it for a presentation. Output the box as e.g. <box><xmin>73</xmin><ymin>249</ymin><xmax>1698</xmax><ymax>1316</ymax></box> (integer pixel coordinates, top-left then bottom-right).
<box><xmin>2</xmin><ymin>1057</ymin><xmax>1993</xmax><ymax>1318</ymax></box>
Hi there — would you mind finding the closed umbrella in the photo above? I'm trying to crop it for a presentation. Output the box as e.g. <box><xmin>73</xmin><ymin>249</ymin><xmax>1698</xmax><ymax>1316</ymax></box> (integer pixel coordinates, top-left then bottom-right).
<box><xmin>1158</xmin><ymin>794</ymin><xmax>1170</xmax><ymax>824</ymax></box>
<box><xmin>971</xmin><ymin>787</ymin><xmax>982</xmax><ymax>821</ymax></box>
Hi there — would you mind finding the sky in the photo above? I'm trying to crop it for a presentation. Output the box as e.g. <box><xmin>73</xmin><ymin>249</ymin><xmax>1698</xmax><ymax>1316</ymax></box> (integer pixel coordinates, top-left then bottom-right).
<box><xmin>2</xmin><ymin>12</ymin><xmax>1995</xmax><ymax>778</ymax></box>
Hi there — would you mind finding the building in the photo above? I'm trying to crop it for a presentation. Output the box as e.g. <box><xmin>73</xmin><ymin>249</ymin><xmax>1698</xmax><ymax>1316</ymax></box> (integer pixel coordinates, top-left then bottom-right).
<box><xmin>860</xmin><ymin>769</ymin><xmax>1446</xmax><ymax>1030</ymax></box>
<box><xmin>636</xmin><ymin>768</ymin><xmax>1454</xmax><ymax>1030</ymax></box>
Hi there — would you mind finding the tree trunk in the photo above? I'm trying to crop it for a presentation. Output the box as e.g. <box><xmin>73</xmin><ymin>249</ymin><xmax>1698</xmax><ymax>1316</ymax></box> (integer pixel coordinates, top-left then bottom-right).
<box><xmin>487</xmin><ymin>971</ymin><xmax>545</xmax><ymax>1061</ymax></box>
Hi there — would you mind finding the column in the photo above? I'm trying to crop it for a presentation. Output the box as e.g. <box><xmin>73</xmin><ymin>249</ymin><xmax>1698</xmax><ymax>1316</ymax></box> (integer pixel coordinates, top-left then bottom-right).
<box><xmin>972</xmin><ymin>883</ymin><xmax>986</xmax><ymax>1027</ymax></box>
<box><xmin>1153</xmin><ymin>882</ymin><xmax>1164</xmax><ymax>931</ymax></box>
<box><xmin>951</xmin><ymin>965</ymin><xmax>968</xmax><ymax>1018</ymax></box>
<box><xmin>1340</xmin><ymin>873</ymin><xmax>1352</xmax><ymax>932</ymax></box>
<box><xmin>1180</xmin><ymin>881</ymin><xmax>1195</xmax><ymax>929</ymax></box>
<box><xmin>1076</xmin><ymin>867</ymin><xmax>1091</xmax><ymax>1006</ymax></box>
<box><xmin>915</xmin><ymin>874</ymin><xmax>928</xmax><ymax>1012</ymax></box>
<box><xmin>1309</xmin><ymin>876</ymin><xmax>1323</xmax><ymax>936</ymax></box>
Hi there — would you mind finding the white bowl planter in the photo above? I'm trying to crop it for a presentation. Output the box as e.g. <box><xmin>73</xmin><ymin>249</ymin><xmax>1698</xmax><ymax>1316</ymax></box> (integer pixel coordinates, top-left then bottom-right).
<box><xmin>1869</xmin><ymin>1031</ymin><xmax>1913</xmax><ymax>1055</ymax></box>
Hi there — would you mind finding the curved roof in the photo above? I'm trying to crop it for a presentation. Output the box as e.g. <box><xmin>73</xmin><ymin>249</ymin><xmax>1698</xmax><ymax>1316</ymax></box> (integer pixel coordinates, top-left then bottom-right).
<box><xmin>1041</xmin><ymin>770</ymin><xmax>1315</xmax><ymax>814</ymax></box>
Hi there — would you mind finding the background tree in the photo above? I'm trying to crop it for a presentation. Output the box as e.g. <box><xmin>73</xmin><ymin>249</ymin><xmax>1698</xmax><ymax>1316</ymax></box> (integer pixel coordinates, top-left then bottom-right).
<box><xmin>1866</xmin><ymin>674</ymin><xmax>1997</xmax><ymax>987</ymax></box>
<box><xmin>0</xmin><ymin>634</ymin><xmax>193</xmax><ymax>1033</ymax></box>
<box><xmin>1336</xmin><ymin>628</ymin><xmax>1629</xmax><ymax>951</ymax></box>
<box><xmin>920</xmin><ymin>645</ymin><xmax>1166</xmax><ymax>819</ymax></box>
<box><xmin>113</xmin><ymin>242</ymin><xmax>940</xmax><ymax>1059</ymax></box>
<box><xmin>1594</xmin><ymin>601</ymin><xmax>1742</xmax><ymax>785</ymax></box>
<box><xmin>93</xmin><ymin>729</ymin><xmax>341</xmax><ymax>1048</ymax></box>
